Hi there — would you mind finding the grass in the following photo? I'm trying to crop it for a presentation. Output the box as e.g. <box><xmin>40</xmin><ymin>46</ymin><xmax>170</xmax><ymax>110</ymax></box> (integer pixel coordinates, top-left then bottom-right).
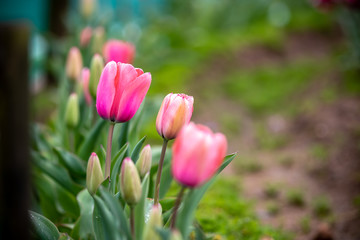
<box><xmin>312</xmin><ymin>196</ymin><xmax>332</xmax><ymax>218</ymax></box>
<box><xmin>264</xmin><ymin>183</ymin><xmax>280</xmax><ymax>199</ymax></box>
<box><xmin>196</xmin><ymin>177</ymin><xmax>292</xmax><ymax>240</ymax></box>
<box><xmin>286</xmin><ymin>189</ymin><xmax>305</xmax><ymax>207</ymax></box>
<box><xmin>236</xmin><ymin>158</ymin><xmax>264</xmax><ymax>174</ymax></box>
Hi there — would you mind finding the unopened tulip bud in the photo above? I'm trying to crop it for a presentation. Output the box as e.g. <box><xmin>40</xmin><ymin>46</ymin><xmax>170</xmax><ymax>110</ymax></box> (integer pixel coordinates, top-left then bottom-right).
<box><xmin>80</xmin><ymin>0</ymin><xmax>96</xmax><ymax>19</ymax></box>
<box><xmin>156</xmin><ymin>93</ymin><xmax>194</xmax><ymax>140</ymax></box>
<box><xmin>170</xmin><ymin>230</ymin><xmax>183</xmax><ymax>240</ymax></box>
<box><xmin>65</xmin><ymin>93</ymin><xmax>79</xmax><ymax>128</ymax></box>
<box><xmin>92</xmin><ymin>27</ymin><xmax>105</xmax><ymax>54</ymax></box>
<box><xmin>103</xmin><ymin>39</ymin><xmax>135</xmax><ymax>64</ymax></box>
<box><xmin>136</xmin><ymin>145</ymin><xmax>152</xmax><ymax>177</ymax></box>
<box><xmin>80</xmin><ymin>27</ymin><xmax>92</xmax><ymax>47</ymax></box>
<box><xmin>86</xmin><ymin>152</ymin><xmax>104</xmax><ymax>195</ymax></box>
<box><xmin>143</xmin><ymin>204</ymin><xmax>163</xmax><ymax>240</ymax></box>
<box><xmin>89</xmin><ymin>54</ymin><xmax>104</xmax><ymax>98</ymax></box>
<box><xmin>120</xmin><ymin>158</ymin><xmax>142</xmax><ymax>205</ymax></box>
<box><xmin>66</xmin><ymin>47</ymin><xmax>83</xmax><ymax>81</ymax></box>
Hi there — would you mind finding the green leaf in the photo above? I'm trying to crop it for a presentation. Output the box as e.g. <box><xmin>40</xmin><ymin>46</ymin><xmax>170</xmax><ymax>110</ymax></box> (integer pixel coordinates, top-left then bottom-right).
<box><xmin>134</xmin><ymin>174</ymin><xmax>150</xmax><ymax>240</ymax></box>
<box><xmin>54</xmin><ymin>184</ymin><xmax>80</xmax><ymax>218</ymax></box>
<box><xmin>176</xmin><ymin>153</ymin><xmax>236</xmax><ymax>238</ymax></box>
<box><xmin>53</xmin><ymin>147</ymin><xmax>86</xmax><ymax>178</ymax></box>
<box><xmin>110</xmin><ymin>143</ymin><xmax>129</xmax><ymax>194</ymax></box>
<box><xmin>159</xmin><ymin>197</ymin><xmax>176</xmax><ymax>212</ymax></box>
<box><xmin>93</xmin><ymin>196</ymin><xmax>120</xmax><ymax>240</ymax></box>
<box><xmin>29</xmin><ymin>210</ymin><xmax>60</xmax><ymax>240</ymax></box>
<box><xmin>32</xmin><ymin>151</ymin><xmax>82</xmax><ymax>195</ymax></box>
<box><xmin>58</xmin><ymin>233</ymin><xmax>74</xmax><ymax>240</ymax></box>
<box><xmin>78</xmin><ymin>119</ymin><xmax>107</xmax><ymax>160</ymax></box>
<box><xmin>130</xmin><ymin>136</ymin><xmax>147</xmax><ymax>163</ymax></box>
<box><xmin>71</xmin><ymin>190</ymin><xmax>94</xmax><ymax>239</ymax></box>
<box><xmin>99</xmin><ymin>188</ymin><xmax>132</xmax><ymax>239</ymax></box>
<box><xmin>118</xmin><ymin>121</ymin><xmax>129</xmax><ymax>151</ymax></box>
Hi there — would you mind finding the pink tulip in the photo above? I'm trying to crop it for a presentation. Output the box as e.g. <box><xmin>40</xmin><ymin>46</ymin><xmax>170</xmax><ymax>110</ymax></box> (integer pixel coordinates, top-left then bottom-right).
<box><xmin>81</xmin><ymin>68</ymin><xmax>92</xmax><ymax>105</ymax></box>
<box><xmin>96</xmin><ymin>61</ymin><xmax>151</xmax><ymax>123</ymax></box>
<box><xmin>172</xmin><ymin>122</ymin><xmax>227</xmax><ymax>188</ymax></box>
<box><xmin>80</xmin><ymin>27</ymin><xmax>92</xmax><ymax>47</ymax></box>
<box><xmin>103</xmin><ymin>40</ymin><xmax>135</xmax><ymax>64</ymax></box>
<box><xmin>156</xmin><ymin>93</ymin><xmax>194</xmax><ymax>140</ymax></box>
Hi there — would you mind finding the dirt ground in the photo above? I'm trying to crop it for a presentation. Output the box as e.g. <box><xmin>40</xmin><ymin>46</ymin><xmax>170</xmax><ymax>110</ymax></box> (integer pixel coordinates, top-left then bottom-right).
<box><xmin>190</xmin><ymin>30</ymin><xmax>360</xmax><ymax>240</ymax></box>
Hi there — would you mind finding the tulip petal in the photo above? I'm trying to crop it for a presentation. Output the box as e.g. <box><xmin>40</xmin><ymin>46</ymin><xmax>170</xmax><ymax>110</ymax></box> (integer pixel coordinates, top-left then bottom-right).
<box><xmin>114</xmin><ymin>72</ymin><xmax>151</xmax><ymax>122</ymax></box>
<box><xmin>96</xmin><ymin>61</ymin><xmax>117</xmax><ymax>120</ymax></box>
<box><xmin>156</xmin><ymin>93</ymin><xmax>172</xmax><ymax>137</ymax></box>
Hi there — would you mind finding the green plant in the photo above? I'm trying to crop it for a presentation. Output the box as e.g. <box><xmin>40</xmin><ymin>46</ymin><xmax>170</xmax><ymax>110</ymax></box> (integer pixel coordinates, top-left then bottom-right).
<box><xmin>312</xmin><ymin>196</ymin><xmax>332</xmax><ymax>218</ymax></box>
<box><xmin>286</xmin><ymin>189</ymin><xmax>305</xmax><ymax>207</ymax></box>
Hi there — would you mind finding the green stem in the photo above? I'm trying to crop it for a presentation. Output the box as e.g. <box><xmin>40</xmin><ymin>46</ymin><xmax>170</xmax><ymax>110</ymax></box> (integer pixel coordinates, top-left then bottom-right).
<box><xmin>105</xmin><ymin>122</ymin><xmax>115</xmax><ymax>179</ymax></box>
<box><xmin>170</xmin><ymin>186</ymin><xmax>186</xmax><ymax>229</ymax></box>
<box><xmin>154</xmin><ymin>138</ymin><xmax>168</xmax><ymax>205</ymax></box>
<box><xmin>130</xmin><ymin>206</ymin><xmax>135</xmax><ymax>239</ymax></box>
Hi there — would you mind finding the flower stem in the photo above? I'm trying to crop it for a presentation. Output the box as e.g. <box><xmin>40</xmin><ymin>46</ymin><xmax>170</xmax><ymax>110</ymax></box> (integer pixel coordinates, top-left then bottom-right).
<box><xmin>130</xmin><ymin>206</ymin><xmax>135</xmax><ymax>239</ymax></box>
<box><xmin>105</xmin><ymin>122</ymin><xmax>115</xmax><ymax>179</ymax></box>
<box><xmin>170</xmin><ymin>186</ymin><xmax>186</xmax><ymax>229</ymax></box>
<box><xmin>154</xmin><ymin>138</ymin><xmax>168</xmax><ymax>205</ymax></box>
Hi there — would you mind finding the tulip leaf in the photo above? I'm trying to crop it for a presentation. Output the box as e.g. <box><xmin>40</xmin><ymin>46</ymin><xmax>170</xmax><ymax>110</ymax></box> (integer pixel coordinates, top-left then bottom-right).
<box><xmin>134</xmin><ymin>174</ymin><xmax>150</xmax><ymax>240</ymax></box>
<box><xmin>53</xmin><ymin>147</ymin><xmax>86</xmax><ymax>178</ymax></box>
<box><xmin>29</xmin><ymin>210</ymin><xmax>60</xmax><ymax>240</ymax></box>
<box><xmin>99</xmin><ymin>188</ymin><xmax>132</xmax><ymax>239</ymax></box>
<box><xmin>58</xmin><ymin>233</ymin><xmax>74</xmax><ymax>240</ymax></box>
<box><xmin>118</xmin><ymin>121</ymin><xmax>129</xmax><ymax>151</ymax></box>
<box><xmin>130</xmin><ymin>136</ymin><xmax>147</xmax><ymax>163</ymax></box>
<box><xmin>78</xmin><ymin>119</ymin><xmax>106</xmax><ymax>160</ymax></box>
<box><xmin>110</xmin><ymin>143</ymin><xmax>129</xmax><ymax>194</ymax></box>
<box><xmin>176</xmin><ymin>153</ymin><xmax>236</xmax><ymax>238</ymax></box>
<box><xmin>54</xmin><ymin>184</ymin><xmax>80</xmax><ymax>218</ymax></box>
<box><xmin>159</xmin><ymin>197</ymin><xmax>176</xmax><ymax>212</ymax></box>
<box><xmin>32</xmin><ymin>151</ymin><xmax>83</xmax><ymax>195</ymax></box>
<box><xmin>156</xmin><ymin>228</ymin><xmax>172</xmax><ymax>240</ymax></box>
<box><xmin>71</xmin><ymin>189</ymin><xmax>94</xmax><ymax>240</ymax></box>
<box><xmin>92</xmin><ymin>196</ymin><xmax>115</xmax><ymax>240</ymax></box>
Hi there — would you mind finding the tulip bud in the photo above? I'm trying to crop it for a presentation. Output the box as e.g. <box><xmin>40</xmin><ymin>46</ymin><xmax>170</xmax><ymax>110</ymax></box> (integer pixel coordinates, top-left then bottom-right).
<box><xmin>170</xmin><ymin>230</ymin><xmax>183</xmax><ymax>240</ymax></box>
<box><xmin>156</xmin><ymin>93</ymin><xmax>194</xmax><ymax>140</ymax></box>
<box><xmin>66</xmin><ymin>47</ymin><xmax>83</xmax><ymax>81</ymax></box>
<box><xmin>80</xmin><ymin>0</ymin><xmax>96</xmax><ymax>19</ymax></box>
<box><xmin>80</xmin><ymin>27</ymin><xmax>92</xmax><ymax>47</ymax></box>
<box><xmin>172</xmin><ymin>122</ymin><xmax>227</xmax><ymax>188</ymax></box>
<box><xmin>143</xmin><ymin>204</ymin><xmax>163</xmax><ymax>240</ymax></box>
<box><xmin>89</xmin><ymin>54</ymin><xmax>104</xmax><ymax>98</ymax></box>
<box><xmin>120</xmin><ymin>158</ymin><xmax>142</xmax><ymax>205</ymax></box>
<box><xmin>91</xmin><ymin>27</ymin><xmax>105</xmax><ymax>54</ymax></box>
<box><xmin>136</xmin><ymin>145</ymin><xmax>152</xmax><ymax>177</ymax></box>
<box><xmin>86</xmin><ymin>152</ymin><xmax>104</xmax><ymax>195</ymax></box>
<box><xmin>65</xmin><ymin>93</ymin><xmax>79</xmax><ymax>128</ymax></box>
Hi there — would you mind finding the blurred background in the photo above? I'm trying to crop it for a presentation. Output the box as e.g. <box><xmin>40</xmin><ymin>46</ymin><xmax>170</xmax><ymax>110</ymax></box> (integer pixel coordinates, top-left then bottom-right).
<box><xmin>1</xmin><ymin>0</ymin><xmax>360</xmax><ymax>239</ymax></box>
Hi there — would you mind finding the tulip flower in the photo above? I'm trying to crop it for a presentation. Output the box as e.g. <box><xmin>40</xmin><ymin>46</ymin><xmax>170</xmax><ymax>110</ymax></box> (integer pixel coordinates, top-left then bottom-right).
<box><xmin>103</xmin><ymin>39</ymin><xmax>135</xmax><ymax>64</ymax></box>
<box><xmin>66</xmin><ymin>47</ymin><xmax>83</xmax><ymax>81</ymax></box>
<box><xmin>96</xmin><ymin>61</ymin><xmax>151</xmax><ymax>123</ymax></box>
<box><xmin>120</xmin><ymin>157</ymin><xmax>142</xmax><ymax>205</ymax></box>
<box><xmin>81</xmin><ymin>68</ymin><xmax>92</xmax><ymax>105</ymax></box>
<box><xmin>172</xmin><ymin>122</ymin><xmax>227</xmax><ymax>188</ymax></box>
<box><xmin>86</xmin><ymin>152</ymin><xmax>103</xmax><ymax>195</ymax></box>
<box><xmin>136</xmin><ymin>144</ymin><xmax>152</xmax><ymax>178</ymax></box>
<box><xmin>143</xmin><ymin>204</ymin><xmax>163</xmax><ymax>240</ymax></box>
<box><xmin>153</xmin><ymin>93</ymin><xmax>193</xmax><ymax>205</ymax></box>
<box><xmin>97</xmin><ymin>61</ymin><xmax>151</xmax><ymax>179</ymax></box>
<box><xmin>156</xmin><ymin>93</ymin><xmax>194</xmax><ymax>140</ymax></box>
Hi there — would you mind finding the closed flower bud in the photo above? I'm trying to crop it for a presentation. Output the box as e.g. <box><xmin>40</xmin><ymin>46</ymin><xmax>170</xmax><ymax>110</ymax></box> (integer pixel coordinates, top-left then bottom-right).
<box><xmin>136</xmin><ymin>144</ymin><xmax>152</xmax><ymax>177</ymax></box>
<box><xmin>120</xmin><ymin>158</ymin><xmax>142</xmax><ymax>205</ymax></box>
<box><xmin>80</xmin><ymin>26</ymin><xmax>92</xmax><ymax>47</ymax></box>
<box><xmin>89</xmin><ymin>54</ymin><xmax>104</xmax><ymax>98</ymax></box>
<box><xmin>143</xmin><ymin>204</ymin><xmax>163</xmax><ymax>240</ymax></box>
<box><xmin>65</xmin><ymin>93</ymin><xmax>79</xmax><ymax>128</ymax></box>
<box><xmin>80</xmin><ymin>0</ymin><xmax>95</xmax><ymax>19</ymax></box>
<box><xmin>96</xmin><ymin>61</ymin><xmax>151</xmax><ymax>123</ymax></box>
<box><xmin>92</xmin><ymin>27</ymin><xmax>105</xmax><ymax>54</ymax></box>
<box><xmin>81</xmin><ymin>68</ymin><xmax>92</xmax><ymax>105</ymax></box>
<box><xmin>170</xmin><ymin>230</ymin><xmax>183</xmax><ymax>240</ymax></box>
<box><xmin>66</xmin><ymin>47</ymin><xmax>83</xmax><ymax>81</ymax></box>
<box><xmin>156</xmin><ymin>93</ymin><xmax>194</xmax><ymax>140</ymax></box>
<box><xmin>103</xmin><ymin>39</ymin><xmax>135</xmax><ymax>64</ymax></box>
<box><xmin>86</xmin><ymin>152</ymin><xmax>104</xmax><ymax>195</ymax></box>
<box><xmin>172</xmin><ymin>122</ymin><xmax>227</xmax><ymax>188</ymax></box>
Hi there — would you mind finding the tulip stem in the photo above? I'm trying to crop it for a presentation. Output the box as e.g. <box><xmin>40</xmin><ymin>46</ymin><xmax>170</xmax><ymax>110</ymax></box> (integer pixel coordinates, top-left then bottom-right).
<box><xmin>154</xmin><ymin>139</ymin><xmax>168</xmax><ymax>205</ymax></box>
<box><xmin>130</xmin><ymin>206</ymin><xmax>135</xmax><ymax>239</ymax></box>
<box><xmin>170</xmin><ymin>186</ymin><xmax>186</xmax><ymax>229</ymax></box>
<box><xmin>105</xmin><ymin>122</ymin><xmax>115</xmax><ymax>179</ymax></box>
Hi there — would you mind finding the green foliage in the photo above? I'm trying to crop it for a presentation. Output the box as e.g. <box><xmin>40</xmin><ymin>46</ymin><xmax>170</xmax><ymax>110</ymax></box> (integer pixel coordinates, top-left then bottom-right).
<box><xmin>312</xmin><ymin>196</ymin><xmax>332</xmax><ymax>218</ymax></box>
<box><xmin>286</xmin><ymin>189</ymin><xmax>305</xmax><ymax>207</ymax></box>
